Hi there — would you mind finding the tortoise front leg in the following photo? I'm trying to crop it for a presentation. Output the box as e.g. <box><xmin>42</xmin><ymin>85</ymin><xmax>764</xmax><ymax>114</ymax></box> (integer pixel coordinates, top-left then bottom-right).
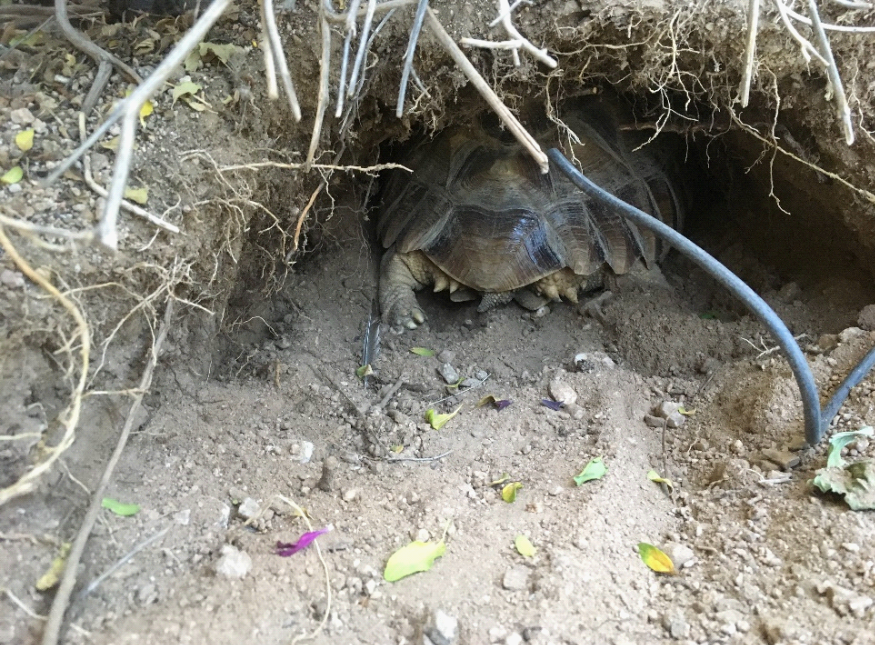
<box><xmin>379</xmin><ymin>248</ymin><xmax>430</xmax><ymax>330</ymax></box>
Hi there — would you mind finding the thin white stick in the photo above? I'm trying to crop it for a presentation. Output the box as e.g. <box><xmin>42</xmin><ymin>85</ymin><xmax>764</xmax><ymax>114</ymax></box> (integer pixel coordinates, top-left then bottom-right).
<box><xmin>495</xmin><ymin>0</ymin><xmax>556</xmax><ymax>67</ymax></box>
<box><xmin>829</xmin><ymin>0</ymin><xmax>873</xmax><ymax>7</ymax></box>
<box><xmin>46</xmin><ymin>0</ymin><xmax>234</xmax><ymax>249</ymax></box>
<box><xmin>324</xmin><ymin>0</ymin><xmax>415</xmax><ymax>22</ymax></box>
<box><xmin>396</xmin><ymin>0</ymin><xmax>430</xmax><ymax>117</ymax></box>
<box><xmin>806</xmin><ymin>0</ymin><xmax>855</xmax><ymax>144</ymax></box>
<box><xmin>773</xmin><ymin>0</ymin><xmax>828</xmax><ymax>64</ymax></box>
<box><xmin>461</xmin><ymin>37</ymin><xmax>523</xmax><ymax>50</ymax></box>
<box><xmin>739</xmin><ymin>0</ymin><xmax>760</xmax><ymax>107</ymax></box>
<box><xmin>348</xmin><ymin>0</ymin><xmax>378</xmax><ymax>98</ymax></box>
<box><xmin>262</xmin><ymin>0</ymin><xmax>302</xmax><ymax>120</ymax></box>
<box><xmin>784</xmin><ymin>5</ymin><xmax>875</xmax><ymax>31</ymax></box>
<box><xmin>307</xmin><ymin>11</ymin><xmax>332</xmax><ymax>166</ymax></box>
<box><xmin>489</xmin><ymin>0</ymin><xmax>528</xmax><ymax>27</ymax></box>
<box><xmin>424</xmin><ymin>7</ymin><xmax>548</xmax><ymax>173</ymax></box>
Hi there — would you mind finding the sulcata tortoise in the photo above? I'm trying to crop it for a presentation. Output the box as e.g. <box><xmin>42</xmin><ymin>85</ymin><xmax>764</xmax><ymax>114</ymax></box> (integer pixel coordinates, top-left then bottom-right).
<box><xmin>377</xmin><ymin>97</ymin><xmax>685</xmax><ymax>330</ymax></box>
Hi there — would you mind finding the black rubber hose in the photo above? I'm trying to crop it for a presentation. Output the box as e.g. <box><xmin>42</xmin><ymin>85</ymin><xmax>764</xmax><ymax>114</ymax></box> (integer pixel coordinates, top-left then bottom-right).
<box><xmin>548</xmin><ymin>147</ymin><xmax>875</xmax><ymax>446</ymax></box>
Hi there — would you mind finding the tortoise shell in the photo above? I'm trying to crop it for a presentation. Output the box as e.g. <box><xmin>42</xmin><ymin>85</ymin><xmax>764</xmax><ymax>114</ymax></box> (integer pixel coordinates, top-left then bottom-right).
<box><xmin>378</xmin><ymin>98</ymin><xmax>683</xmax><ymax>297</ymax></box>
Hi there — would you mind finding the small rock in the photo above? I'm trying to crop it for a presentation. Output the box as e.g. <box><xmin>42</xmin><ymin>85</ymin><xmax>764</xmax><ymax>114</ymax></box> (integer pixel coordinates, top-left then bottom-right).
<box><xmin>437</xmin><ymin>350</ymin><xmax>455</xmax><ymax>363</ymax></box>
<box><xmin>505</xmin><ymin>633</ymin><xmax>523</xmax><ymax>645</ymax></box>
<box><xmin>0</xmin><ymin>269</ymin><xmax>25</xmax><ymax>289</ymax></box>
<box><xmin>317</xmin><ymin>455</ymin><xmax>339</xmax><ymax>492</ymax></box>
<box><xmin>136</xmin><ymin>583</ymin><xmax>157</xmax><ymax>605</ymax></box>
<box><xmin>424</xmin><ymin>609</ymin><xmax>459</xmax><ymax>645</ymax></box>
<box><xmin>237</xmin><ymin>497</ymin><xmax>261</xmax><ymax>520</ymax></box>
<box><xmin>842</xmin><ymin>542</ymin><xmax>860</xmax><ymax>553</ymax></box>
<box><xmin>10</xmin><ymin>108</ymin><xmax>35</xmax><ymax>125</ymax></box>
<box><xmin>460</xmin><ymin>377</ymin><xmax>481</xmax><ymax>388</ymax></box>
<box><xmin>215</xmin><ymin>545</ymin><xmax>252</xmax><ymax>579</ymax></box>
<box><xmin>342</xmin><ymin>488</ymin><xmax>359</xmax><ymax>502</ymax></box>
<box><xmin>502</xmin><ymin>566</ymin><xmax>530</xmax><ymax>591</ymax></box>
<box><xmin>762</xmin><ymin>448</ymin><xmax>801</xmax><ymax>470</ymax></box>
<box><xmin>291</xmin><ymin>440</ymin><xmax>314</xmax><ymax>464</ymax></box>
<box><xmin>839</xmin><ymin>326</ymin><xmax>866</xmax><ymax>343</ymax></box>
<box><xmin>173</xmin><ymin>509</ymin><xmax>191</xmax><ymax>525</ymax></box>
<box><xmin>662</xmin><ymin>542</ymin><xmax>695</xmax><ymax>569</ymax></box>
<box><xmin>857</xmin><ymin>304</ymin><xmax>875</xmax><ymax>331</ymax></box>
<box><xmin>662</xmin><ymin>612</ymin><xmax>689</xmax><ymax>639</ymax></box>
<box><xmin>438</xmin><ymin>363</ymin><xmax>460</xmax><ymax>384</ymax></box>
<box><xmin>817</xmin><ymin>333</ymin><xmax>840</xmax><ymax>351</ymax></box>
<box><xmin>228</xmin><ymin>487</ymin><xmax>247</xmax><ymax>502</ymax></box>
<box><xmin>548</xmin><ymin>377</ymin><xmax>577</xmax><ymax>406</ymax></box>
<box><xmin>665</xmin><ymin>412</ymin><xmax>686</xmax><ymax>429</ymax></box>
<box><xmin>653</xmin><ymin>401</ymin><xmax>682</xmax><ymax>418</ymax></box>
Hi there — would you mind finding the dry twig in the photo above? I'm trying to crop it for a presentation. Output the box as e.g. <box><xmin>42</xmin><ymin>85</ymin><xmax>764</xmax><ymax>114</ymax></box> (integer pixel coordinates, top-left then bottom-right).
<box><xmin>260</xmin><ymin>0</ymin><xmax>302</xmax><ymax>120</ymax></box>
<box><xmin>396</xmin><ymin>0</ymin><xmax>430</xmax><ymax>117</ymax></box>
<box><xmin>739</xmin><ymin>0</ymin><xmax>761</xmax><ymax>107</ymax></box>
<box><xmin>462</xmin><ymin>0</ymin><xmax>557</xmax><ymax>68</ymax></box>
<box><xmin>425</xmin><ymin>6</ymin><xmax>548</xmax><ymax>172</ymax></box>
<box><xmin>307</xmin><ymin>6</ymin><xmax>332</xmax><ymax>166</ymax></box>
<box><xmin>53</xmin><ymin>0</ymin><xmax>141</xmax><ymax>85</ymax></box>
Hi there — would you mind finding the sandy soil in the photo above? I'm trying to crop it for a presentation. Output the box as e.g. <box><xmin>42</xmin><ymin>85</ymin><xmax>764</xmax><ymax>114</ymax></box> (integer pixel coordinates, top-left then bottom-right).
<box><xmin>2</xmin><ymin>1</ymin><xmax>875</xmax><ymax>644</ymax></box>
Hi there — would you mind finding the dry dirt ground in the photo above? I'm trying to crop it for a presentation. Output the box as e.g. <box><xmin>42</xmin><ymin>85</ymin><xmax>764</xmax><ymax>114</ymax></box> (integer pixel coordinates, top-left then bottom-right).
<box><xmin>2</xmin><ymin>1</ymin><xmax>875</xmax><ymax>644</ymax></box>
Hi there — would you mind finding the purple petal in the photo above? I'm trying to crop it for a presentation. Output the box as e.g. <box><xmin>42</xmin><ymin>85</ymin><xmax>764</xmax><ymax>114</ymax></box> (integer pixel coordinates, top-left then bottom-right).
<box><xmin>495</xmin><ymin>399</ymin><xmax>512</xmax><ymax>411</ymax></box>
<box><xmin>541</xmin><ymin>399</ymin><xmax>564</xmax><ymax>411</ymax></box>
<box><xmin>276</xmin><ymin>526</ymin><xmax>331</xmax><ymax>557</ymax></box>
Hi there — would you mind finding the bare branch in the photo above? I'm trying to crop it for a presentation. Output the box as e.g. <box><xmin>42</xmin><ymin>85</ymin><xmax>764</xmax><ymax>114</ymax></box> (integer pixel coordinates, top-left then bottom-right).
<box><xmin>424</xmin><ymin>7</ymin><xmax>548</xmax><ymax>173</ymax></box>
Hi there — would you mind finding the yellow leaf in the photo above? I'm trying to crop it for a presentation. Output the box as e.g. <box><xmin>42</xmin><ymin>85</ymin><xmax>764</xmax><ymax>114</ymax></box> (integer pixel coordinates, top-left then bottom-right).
<box><xmin>182</xmin><ymin>96</ymin><xmax>206</xmax><ymax>112</ymax></box>
<box><xmin>638</xmin><ymin>542</ymin><xmax>677</xmax><ymax>575</ymax></box>
<box><xmin>124</xmin><ymin>187</ymin><xmax>148</xmax><ymax>204</ymax></box>
<box><xmin>15</xmin><ymin>129</ymin><xmax>34</xmax><ymax>152</ymax></box>
<box><xmin>139</xmin><ymin>100</ymin><xmax>154</xmax><ymax>126</ymax></box>
<box><xmin>424</xmin><ymin>405</ymin><xmax>461</xmax><ymax>430</ymax></box>
<box><xmin>514</xmin><ymin>535</ymin><xmax>536</xmax><ymax>557</ymax></box>
<box><xmin>501</xmin><ymin>481</ymin><xmax>522</xmax><ymax>503</ymax></box>
<box><xmin>35</xmin><ymin>543</ymin><xmax>71</xmax><ymax>591</ymax></box>
<box><xmin>100</xmin><ymin>136</ymin><xmax>120</xmax><ymax>151</ymax></box>
<box><xmin>1</xmin><ymin>166</ymin><xmax>23</xmax><ymax>184</ymax></box>
<box><xmin>384</xmin><ymin>540</ymin><xmax>446</xmax><ymax>582</ymax></box>
<box><xmin>647</xmin><ymin>469</ymin><xmax>674</xmax><ymax>490</ymax></box>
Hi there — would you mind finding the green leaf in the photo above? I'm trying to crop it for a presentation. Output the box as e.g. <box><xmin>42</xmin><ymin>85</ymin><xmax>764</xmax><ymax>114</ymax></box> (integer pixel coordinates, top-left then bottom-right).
<box><xmin>489</xmin><ymin>473</ymin><xmax>510</xmax><ymax>487</ymax></box>
<box><xmin>101</xmin><ymin>497</ymin><xmax>140</xmax><ymax>516</ymax></box>
<box><xmin>198</xmin><ymin>41</ymin><xmax>245</xmax><ymax>65</ymax></box>
<box><xmin>514</xmin><ymin>535</ymin><xmax>536</xmax><ymax>558</ymax></box>
<box><xmin>123</xmin><ymin>186</ymin><xmax>148</xmax><ymax>204</ymax></box>
<box><xmin>356</xmin><ymin>364</ymin><xmax>373</xmax><ymax>380</ymax></box>
<box><xmin>573</xmin><ymin>457</ymin><xmax>607</xmax><ymax>486</ymax></box>
<box><xmin>638</xmin><ymin>542</ymin><xmax>676</xmax><ymax>574</ymax></box>
<box><xmin>15</xmin><ymin>129</ymin><xmax>34</xmax><ymax>152</ymax></box>
<box><xmin>409</xmin><ymin>347</ymin><xmax>435</xmax><ymax>357</ymax></box>
<box><xmin>172</xmin><ymin>80</ymin><xmax>202</xmax><ymax>104</ymax></box>
<box><xmin>1</xmin><ymin>166</ymin><xmax>23</xmax><ymax>184</ymax></box>
<box><xmin>812</xmin><ymin>456</ymin><xmax>875</xmax><ymax>511</ymax></box>
<box><xmin>825</xmin><ymin>426</ymin><xmax>874</xmax><ymax>469</ymax></box>
<box><xmin>425</xmin><ymin>405</ymin><xmax>461</xmax><ymax>430</ymax></box>
<box><xmin>677</xmin><ymin>406</ymin><xmax>696</xmax><ymax>416</ymax></box>
<box><xmin>647</xmin><ymin>469</ymin><xmax>674</xmax><ymax>490</ymax></box>
<box><xmin>501</xmin><ymin>481</ymin><xmax>522</xmax><ymax>503</ymax></box>
<box><xmin>384</xmin><ymin>540</ymin><xmax>446</xmax><ymax>582</ymax></box>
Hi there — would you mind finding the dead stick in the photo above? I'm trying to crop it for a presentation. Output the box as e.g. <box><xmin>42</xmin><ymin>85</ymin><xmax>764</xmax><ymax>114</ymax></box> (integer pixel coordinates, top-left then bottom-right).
<box><xmin>424</xmin><ymin>7</ymin><xmax>548</xmax><ymax>173</ymax></box>
<box><xmin>54</xmin><ymin>0</ymin><xmax>141</xmax><ymax>84</ymax></box>
<box><xmin>41</xmin><ymin>300</ymin><xmax>175</xmax><ymax>645</ymax></box>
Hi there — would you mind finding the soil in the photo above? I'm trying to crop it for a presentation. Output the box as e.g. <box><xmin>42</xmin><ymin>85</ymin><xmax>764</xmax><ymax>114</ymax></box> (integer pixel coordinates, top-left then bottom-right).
<box><xmin>2</xmin><ymin>1</ymin><xmax>875</xmax><ymax>644</ymax></box>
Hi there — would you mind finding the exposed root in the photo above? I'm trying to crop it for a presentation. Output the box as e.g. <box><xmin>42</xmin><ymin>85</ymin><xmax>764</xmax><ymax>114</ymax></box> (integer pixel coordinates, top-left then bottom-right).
<box><xmin>0</xmin><ymin>226</ymin><xmax>89</xmax><ymax>508</ymax></box>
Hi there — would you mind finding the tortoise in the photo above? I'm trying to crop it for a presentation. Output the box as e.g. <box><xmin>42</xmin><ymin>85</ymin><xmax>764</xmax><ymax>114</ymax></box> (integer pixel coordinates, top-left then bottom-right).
<box><xmin>377</xmin><ymin>98</ymin><xmax>685</xmax><ymax>330</ymax></box>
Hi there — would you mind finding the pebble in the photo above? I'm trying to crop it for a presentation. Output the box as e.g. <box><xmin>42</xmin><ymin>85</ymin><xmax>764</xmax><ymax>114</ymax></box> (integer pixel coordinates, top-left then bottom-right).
<box><xmin>548</xmin><ymin>376</ymin><xmax>577</xmax><ymax>406</ymax></box>
<box><xmin>237</xmin><ymin>497</ymin><xmax>261</xmax><ymax>520</ymax></box>
<box><xmin>437</xmin><ymin>349</ymin><xmax>455</xmax><ymax>363</ymax></box>
<box><xmin>424</xmin><ymin>609</ymin><xmax>459</xmax><ymax>645</ymax></box>
<box><xmin>10</xmin><ymin>107</ymin><xmax>34</xmax><ymax>125</ymax></box>
<box><xmin>662</xmin><ymin>542</ymin><xmax>695</xmax><ymax>569</ymax></box>
<box><xmin>857</xmin><ymin>304</ymin><xmax>875</xmax><ymax>331</ymax></box>
<box><xmin>173</xmin><ymin>509</ymin><xmax>191</xmax><ymax>525</ymax></box>
<box><xmin>342</xmin><ymin>488</ymin><xmax>359</xmax><ymax>502</ymax></box>
<box><xmin>662</xmin><ymin>612</ymin><xmax>689</xmax><ymax>639</ymax></box>
<box><xmin>215</xmin><ymin>545</ymin><xmax>251</xmax><ymax>579</ymax></box>
<box><xmin>502</xmin><ymin>566</ymin><xmax>530</xmax><ymax>591</ymax></box>
<box><xmin>505</xmin><ymin>633</ymin><xmax>523</xmax><ymax>645</ymax></box>
<box><xmin>318</xmin><ymin>455</ymin><xmax>339</xmax><ymax>492</ymax></box>
<box><xmin>290</xmin><ymin>440</ymin><xmax>314</xmax><ymax>464</ymax></box>
<box><xmin>653</xmin><ymin>401</ymin><xmax>682</xmax><ymax>417</ymax></box>
<box><xmin>0</xmin><ymin>269</ymin><xmax>25</xmax><ymax>289</ymax></box>
<box><xmin>438</xmin><ymin>363</ymin><xmax>460</xmax><ymax>384</ymax></box>
<box><xmin>460</xmin><ymin>377</ymin><xmax>481</xmax><ymax>388</ymax></box>
<box><xmin>762</xmin><ymin>448</ymin><xmax>800</xmax><ymax>470</ymax></box>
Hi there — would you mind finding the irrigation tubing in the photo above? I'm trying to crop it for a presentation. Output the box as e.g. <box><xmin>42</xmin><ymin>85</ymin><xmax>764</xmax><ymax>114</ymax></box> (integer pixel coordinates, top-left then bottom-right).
<box><xmin>548</xmin><ymin>147</ymin><xmax>875</xmax><ymax>446</ymax></box>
